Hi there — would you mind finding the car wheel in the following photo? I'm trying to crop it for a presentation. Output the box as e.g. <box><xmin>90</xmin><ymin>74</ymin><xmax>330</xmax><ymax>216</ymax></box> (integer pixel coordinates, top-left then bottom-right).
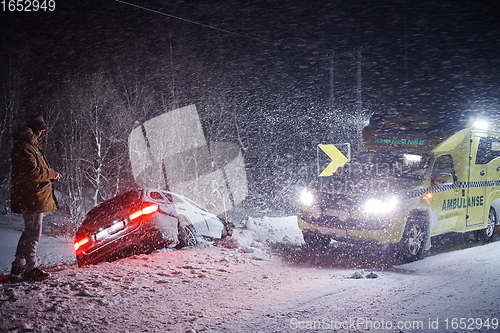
<box><xmin>396</xmin><ymin>216</ymin><xmax>426</xmax><ymax>263</ymax></box>
<box><xmin>476</xmin><ymin>207</ymin><xmax>497</xmax><ymax>242</ymax></box>
<box><xmin>302</xmin><ymin>230</ymin><xmax>331</xmax><ymax>249</ymax></box>
<box><xmin>175</xmin><ymin>216</ymin><xmax>198</xmax><ymax>249</ymax></box>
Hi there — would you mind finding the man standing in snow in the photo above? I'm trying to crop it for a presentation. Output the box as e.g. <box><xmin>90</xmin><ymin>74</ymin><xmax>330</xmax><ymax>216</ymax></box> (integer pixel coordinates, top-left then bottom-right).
<box><xmin>9</xmin><ymin>115</ymin><xmax>62</xmax><ymax>281</ymax></box>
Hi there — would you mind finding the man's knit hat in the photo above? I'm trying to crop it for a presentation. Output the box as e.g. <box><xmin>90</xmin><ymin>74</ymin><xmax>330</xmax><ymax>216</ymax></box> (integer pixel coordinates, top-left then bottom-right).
<box><xmin>26</xmin><ymin>116</ymin><xmax>47</xmax><ymax>132</ymax></box>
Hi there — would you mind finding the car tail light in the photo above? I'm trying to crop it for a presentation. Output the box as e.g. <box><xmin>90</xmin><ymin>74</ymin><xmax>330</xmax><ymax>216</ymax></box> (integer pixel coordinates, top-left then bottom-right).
<box><xmin>129</xmin><ymin>204</ymin><xmax>159</xmax><ymax>221</ymax></box>
<box><xmin>74</xmin><ymin>237</ymin><xmax>90</xmax><ymax>252</ymax></box>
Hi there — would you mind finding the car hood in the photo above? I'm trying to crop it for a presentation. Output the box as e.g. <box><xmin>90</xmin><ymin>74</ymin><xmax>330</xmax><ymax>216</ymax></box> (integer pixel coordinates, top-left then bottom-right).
<box><xmin>311</xmin><ymin>173</ymin><xmax>422</xmax><ymax>197</ymax></box>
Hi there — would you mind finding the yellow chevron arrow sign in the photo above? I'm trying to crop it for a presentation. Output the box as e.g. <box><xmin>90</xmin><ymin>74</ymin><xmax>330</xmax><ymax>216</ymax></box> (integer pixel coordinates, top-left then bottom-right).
<box><xmin>318</xmin><ymin>144</ymin><xmax>349</xmax><ymax>177</ymax></box>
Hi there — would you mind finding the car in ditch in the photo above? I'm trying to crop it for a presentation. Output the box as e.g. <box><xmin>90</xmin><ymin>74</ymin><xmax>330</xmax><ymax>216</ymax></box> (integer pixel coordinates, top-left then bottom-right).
<box><xmin>74</xmin><ymin>188</ymin><xmax>228</xmax><ymax>266</ymax></box>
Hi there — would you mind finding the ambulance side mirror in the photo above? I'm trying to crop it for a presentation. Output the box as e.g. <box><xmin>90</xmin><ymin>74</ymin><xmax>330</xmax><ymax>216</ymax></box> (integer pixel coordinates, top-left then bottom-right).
<box><xmin>432</xmin><ymin>172</ymin><xmax>454</xmax><ymax>186</ymax></box>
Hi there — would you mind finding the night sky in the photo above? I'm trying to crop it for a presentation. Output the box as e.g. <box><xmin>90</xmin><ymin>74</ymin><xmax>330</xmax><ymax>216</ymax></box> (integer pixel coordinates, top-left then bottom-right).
<box><xmin>2</xmin><ymin>0</ymin><xmax>499</xmax><ymax>116</ymax></box>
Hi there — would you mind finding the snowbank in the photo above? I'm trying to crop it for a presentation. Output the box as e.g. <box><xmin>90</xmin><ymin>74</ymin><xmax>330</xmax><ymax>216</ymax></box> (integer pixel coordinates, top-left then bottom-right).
<box><xmin>232</xmin><ymin>215</ymin><xmax>303</xmax><ymax>247</ymax></box>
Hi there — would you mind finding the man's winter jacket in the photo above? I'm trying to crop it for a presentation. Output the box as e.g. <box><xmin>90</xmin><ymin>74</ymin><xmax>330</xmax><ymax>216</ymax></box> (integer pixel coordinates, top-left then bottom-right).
<box><xmin>10</xmin><ymin>126</ymin><xmax>59</xmax><ymax>214</ymax></box>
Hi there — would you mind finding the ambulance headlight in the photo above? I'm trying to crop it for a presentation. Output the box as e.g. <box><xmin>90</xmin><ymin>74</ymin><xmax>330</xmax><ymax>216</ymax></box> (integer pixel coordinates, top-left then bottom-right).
<box><xmin>300</xmin><ymin>188</ymin><xmax>314</xmax><ymax>206</ymax></box>
<box><xmin>363</xmin><ymin>196</ymin><xmax>399</xmax><ymax>214</ymax></box>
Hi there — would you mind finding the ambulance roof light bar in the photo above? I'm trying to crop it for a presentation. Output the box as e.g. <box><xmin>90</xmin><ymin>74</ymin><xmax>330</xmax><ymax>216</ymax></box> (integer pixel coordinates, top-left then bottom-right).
<box><xmin>471</xmin><ymin>120</ymin><xmax>489</xmax><ymax>131</ymax></box>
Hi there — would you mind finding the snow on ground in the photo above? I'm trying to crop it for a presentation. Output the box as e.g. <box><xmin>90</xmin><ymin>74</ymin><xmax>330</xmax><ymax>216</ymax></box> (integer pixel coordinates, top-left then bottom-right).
<box><xmin>1</xmin><ymin>212</ymin><xmax>500</xmax><ymax>333</ymax></box>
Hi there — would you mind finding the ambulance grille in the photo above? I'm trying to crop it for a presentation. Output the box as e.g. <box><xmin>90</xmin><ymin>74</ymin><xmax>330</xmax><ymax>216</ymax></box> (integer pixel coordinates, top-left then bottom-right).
<box><xmin>309</xmin><ymin>192</ymin><xmax>390</xmax><ymax>230</ymax></box>
<box><xmin>315</xmin><ymin>192</ymin><xmax>363</xmax><ymax>210</ymax></box>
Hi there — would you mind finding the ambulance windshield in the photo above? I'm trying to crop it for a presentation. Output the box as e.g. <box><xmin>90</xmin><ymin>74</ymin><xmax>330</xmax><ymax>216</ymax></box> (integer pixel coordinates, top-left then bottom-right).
<box><xmin>340</xmin><ymin>151</ymin><xmax>431</xmax><ymax>180</ymax></box>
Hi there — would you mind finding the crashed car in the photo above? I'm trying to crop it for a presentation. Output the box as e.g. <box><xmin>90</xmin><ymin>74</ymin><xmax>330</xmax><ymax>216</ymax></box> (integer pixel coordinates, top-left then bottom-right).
<box><xmin>74</xmin><ymin>188</ymin><xmax>228</xmax><ymax>266</ymax></box>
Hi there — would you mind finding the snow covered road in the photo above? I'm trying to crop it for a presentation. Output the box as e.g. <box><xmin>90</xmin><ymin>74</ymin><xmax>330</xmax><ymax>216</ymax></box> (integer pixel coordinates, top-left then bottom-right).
<box><xmin>0</xmin><ymin>228</ymin><xmax>75</xmax><ymax>273</ymax></box>
<box><xmin>1</xmin><ymin>235</ymin><xmax>500</xmax><ymax>332</ymax></box>
<box><xmin>1</xmin><ymin>214</ymin><xmax>500</xmax><ymax>333</ymax></box>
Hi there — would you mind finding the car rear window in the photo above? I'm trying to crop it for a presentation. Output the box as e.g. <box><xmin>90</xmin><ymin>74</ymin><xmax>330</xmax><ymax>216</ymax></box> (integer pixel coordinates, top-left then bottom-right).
<box><xmin>83</xmin><ymin>190</ymin><xmax>142</xmax><ymax>226</ymax></box>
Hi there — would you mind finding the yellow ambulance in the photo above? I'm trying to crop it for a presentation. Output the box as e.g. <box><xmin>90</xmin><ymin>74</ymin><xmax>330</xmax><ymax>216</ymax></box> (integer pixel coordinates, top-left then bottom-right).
<box><xmin>298</xmin><ymin>115</ymin><xmax>500</xmax><ymax>261</ymax></box>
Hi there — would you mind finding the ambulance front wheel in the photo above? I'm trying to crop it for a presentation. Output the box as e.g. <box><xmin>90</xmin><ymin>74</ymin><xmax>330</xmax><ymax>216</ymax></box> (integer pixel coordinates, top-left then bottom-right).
<box><xmin>475</xmin><ymin>207</ymin><xmax>497</xmax><ymax>242</ymax></box>
<box><xmin>302</xmin><ymin>230</ymin><xmax>332</xmax><ymax>249</ymax></box>
<box><xmin>396</xmin><ymin>216</ymin><xmax>427</xmax><ymax>263</ymax></box>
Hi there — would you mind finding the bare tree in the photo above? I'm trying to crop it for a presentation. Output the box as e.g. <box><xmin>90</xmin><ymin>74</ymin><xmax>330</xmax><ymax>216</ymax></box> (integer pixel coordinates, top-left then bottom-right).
<box><xmin>72</xmin><ymin>72</ymin><xmax>119</xmax><ymax>206</ymax></box>
<box><xmin>0</xmin><ymin>59</ymin><xmax>24</xmax><ymax>213</ymax></box>
<box><xmin>52</xmin><ymin>71</ymin><xmax>130</xmax><ymax>225</ymax></box>
<box><xmin>58</xmin><ymin>90</ymin><xmax>89</xmax><ymax>232</ymax></box>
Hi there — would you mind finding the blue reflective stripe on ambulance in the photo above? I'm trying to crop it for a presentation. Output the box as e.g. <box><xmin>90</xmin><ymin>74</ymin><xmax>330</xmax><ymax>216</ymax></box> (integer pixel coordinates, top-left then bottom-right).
<box><xmin>404</xmin><ymin>180</ymin><xmax>500</xmax><ymax>199</ymax></box>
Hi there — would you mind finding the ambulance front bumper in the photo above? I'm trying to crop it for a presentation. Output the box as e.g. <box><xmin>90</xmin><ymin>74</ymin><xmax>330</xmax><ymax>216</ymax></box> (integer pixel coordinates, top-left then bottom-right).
<box><xmin>297</xmin><ymin>212</ymin><xmax>404</xmax><ymax>244</ymax></box>
<box><xmin>299</xmin><ymin>210</ymin><xmax>392</xmax><ymax>230</ymax></box>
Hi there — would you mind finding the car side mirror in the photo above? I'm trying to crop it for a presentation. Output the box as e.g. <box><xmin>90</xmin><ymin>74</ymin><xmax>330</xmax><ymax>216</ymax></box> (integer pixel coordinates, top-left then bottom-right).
<box><xmin>205</xmin><ymin>203</ymin><xmax>216</xmax><ymax>212</ymax></box>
